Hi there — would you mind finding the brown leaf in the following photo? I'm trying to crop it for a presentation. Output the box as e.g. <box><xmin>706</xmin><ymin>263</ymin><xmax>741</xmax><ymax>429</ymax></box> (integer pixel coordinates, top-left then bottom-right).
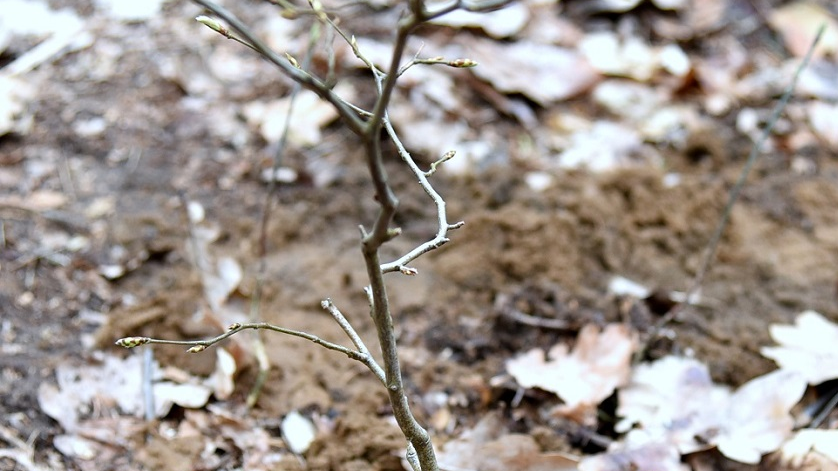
<box><xmin>506</xmin><ymin>324</ymin><xmax>637</xmax><ymax>425</ymax></box>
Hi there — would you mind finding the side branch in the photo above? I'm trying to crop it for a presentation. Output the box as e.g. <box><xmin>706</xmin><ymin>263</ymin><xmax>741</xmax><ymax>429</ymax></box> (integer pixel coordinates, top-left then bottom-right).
<box><xmin>116</xmin><ymin>321</ymin><xmax>384</xmax><ymax>382</ymax></box>
<box><xmin>380</xmin><ymin>120</ymin><xmax>464</xmax><ymax>274</ymax></box>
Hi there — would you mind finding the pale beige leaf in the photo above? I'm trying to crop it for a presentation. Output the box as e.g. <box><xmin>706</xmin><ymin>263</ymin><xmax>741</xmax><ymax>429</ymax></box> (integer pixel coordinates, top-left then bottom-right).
<box><xmin>768</xmin><ymin>2</ymin><xmax>838</xmax><ymax>58</ymax></box>
<box><xmin>208</xmin><ymin>347</ymin><xmax>236</xmax><ymax>400</ymax></box>
<box><xmin>153</xmin><ymin>382</ymin><xmax>213</xmax><ymax>417</ymax></box>
<box><xmin>715</xmin><ymin>370</ymin><xmax>807</xmax><ymax>464</ymax></box>
<box><xmin>616</xmin><ymin>356</ymin><xmax>728</xmax><ymax>454</ymax></box>
<box><xmin>807</xmin><ymin>102</ymin><xmax>838</xmax><ymax>150</ymax></box>
<box><xmin>507</xmin><ymin>324</ymin><xmax>637</xmax><ymax>424</ymax></box>
<box><xmin>467</xmin><ymin>38</ymin><xmax>598</xmax><ymax>105</ymax></box>
<box><xmin>617</xmin><ymin>357</ymin><xmax>806</xmax><ymax>464</ymax></box>
<box><xmin>243</xmin><ymin>84</ymin><xmax>355</xmax><ymax>147</ymax></box>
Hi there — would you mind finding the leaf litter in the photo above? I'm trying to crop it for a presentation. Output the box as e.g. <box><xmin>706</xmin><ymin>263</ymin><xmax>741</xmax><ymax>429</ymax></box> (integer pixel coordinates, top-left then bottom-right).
<box><xmin>504</xmin><ymin>310</ymin><xmax>838</xmax><ymax>468</ymax></box>
<box><xmin>5</xmin><ymin>0</ymin><xmax>838</xmax><ymax>470</ymax></box>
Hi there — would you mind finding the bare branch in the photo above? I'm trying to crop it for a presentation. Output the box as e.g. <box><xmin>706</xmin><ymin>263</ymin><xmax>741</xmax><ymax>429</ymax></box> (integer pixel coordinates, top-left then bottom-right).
<box><xmin>380</xmin><ymin>123</ymin><xmax>464</xmax><ymax>274</ymax></box>
<box><xmin>116</xmin><ymin>322</ymin><xmax>370</xmax><ymax>363</ymax></box>
<box><xmin>192</xmin><ymin>0</ymin><xmax>366</xmax><ymax>135</ymax></box>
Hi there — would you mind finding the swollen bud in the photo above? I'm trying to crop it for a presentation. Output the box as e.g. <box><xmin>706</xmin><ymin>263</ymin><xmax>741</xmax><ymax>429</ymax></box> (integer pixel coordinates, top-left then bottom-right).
<box><xmin>187</xmin><ymin>345</ymin><xmax>207</xmax><ymax>353</ymax></box>
<box><xmin>115</xmin><ymin>337</ymin><xmax>150</xmax><ymax>348</ymax></box>
<box><xmin>195</xmin><ymin>16</ymin><xmax>223</xmax><ymax>33</ymax></box>
<box><xmin>448</xmin><ymin>59</ymin><xmax>478</xmax><ymax>68</ymax></box>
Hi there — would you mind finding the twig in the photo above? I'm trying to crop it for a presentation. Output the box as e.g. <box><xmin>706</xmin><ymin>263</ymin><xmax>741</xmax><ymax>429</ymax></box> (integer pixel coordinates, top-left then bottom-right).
<box><xmin>642</xmin><ymin>25</ymin><xmax>826</xmax><ymax>352</ymax></box>
<box><xmin>379</xmin><ymin>123</ymin><xmax>465</xmax><ymax>274</ymax></box>
<box><xmin>118</xmin><ymin>322</ymin><xmax>366</xmax><ymax>361</ymax></box>
<box><xmin>499</xmin><ymin>306</ymin><xmax>573</xmax><ymax>330</ymax></box>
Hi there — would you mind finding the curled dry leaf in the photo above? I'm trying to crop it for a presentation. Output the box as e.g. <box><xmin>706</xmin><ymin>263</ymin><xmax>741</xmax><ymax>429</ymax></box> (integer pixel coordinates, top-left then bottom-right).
<box><xmin>506</xmin><ymin>323</ymin><xmax>637</xmax><ymax>425</ymax></box>
<box><xmin>760</xmin><ymin>310</ymin><xmax>838</xmax><ymax>385</ymax></box>
<box><xmin>608</xmin><ymin>275</ymin><xmax>650</xmax><ymax>298</ymax></box>
<box><xmin>153</xmin><ymin>382</ymin><xmax>213</xmax><ymax>417</ymax></box>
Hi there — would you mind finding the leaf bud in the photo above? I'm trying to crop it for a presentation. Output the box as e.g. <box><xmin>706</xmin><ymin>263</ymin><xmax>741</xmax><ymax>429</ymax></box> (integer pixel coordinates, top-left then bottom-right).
<box><xmin>115</xmin><ymin>337</ymin><xmax>150</xmax><ymax>348</ymax></box>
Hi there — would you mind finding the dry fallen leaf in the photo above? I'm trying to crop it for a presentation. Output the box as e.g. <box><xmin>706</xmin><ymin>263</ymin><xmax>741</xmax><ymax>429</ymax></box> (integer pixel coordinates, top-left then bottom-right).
<box><xmin>0</xmin><ymin>75</ymin><xmax>35</xmax><ymax>136</ymax></box>
<box><xmin>37</xmin><ymin>355</ymin><xmax>147</xmax><ymax>432</ymax></box>
<box><xmin>768</xmin><ymin>2</ymin><xmax>838</xmax><ymax>58</ymax></box>
<box><xmin>616</xmin><ymin>356</ymin><xmax>727</xmax><ymax>454</ymax></box>
<box><xmin>617</xmin><ymin>356</ymin><xmax>807</xmax><ymax>464</ymax></box>
<box><xmin>466</xmin><ymin>37</ymin><xmax>599</xmax><ymax>106</ymax></box>
<box><xmin>714</xmin><ymin>370</ymin><xmax>807</xmax><ymax>464</ymax></box>
<box><xmin>760</xmin><ymin>310</ymin><xmax>838</xmax><ymax>385</ymax></box>
<box><xmin>506</xmin><ymin>323</ymin><xmax>637</xmax><ymax>424</ymax></box>
<box><xmin>94</xmin><ymin>0</ymin><xmax>168</xmax><ymax>21</ymax></box>
<box><xmin>797</xmin><ymin>61</ymin><xmax>838</xmax><ymax>100</ymax></box>
<box><xmin>153</xmin><ymin>382</ymin><xmax>213</xmax><ymax>417</ymax></box>
<box><xmin>242</xmin><ymin>83</ymin><xmax>356</xmax><ymax>147</ymax></box>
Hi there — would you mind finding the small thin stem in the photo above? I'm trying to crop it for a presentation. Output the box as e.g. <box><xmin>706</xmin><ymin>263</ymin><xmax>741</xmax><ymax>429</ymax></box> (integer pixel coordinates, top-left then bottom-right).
<box><xmin>380</xmin><ymin>124</ymin><xmax>464</xmax><ymax>274</ymax></box>
<box><xmin>643</xmin><ymin>24</ymin><xmax>825</xmax><ymax>350</ymax></box>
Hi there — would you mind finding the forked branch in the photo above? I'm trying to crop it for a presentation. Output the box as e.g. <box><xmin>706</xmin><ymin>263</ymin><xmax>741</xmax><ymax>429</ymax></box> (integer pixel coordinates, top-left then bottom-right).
<box><xmin>116</xmin><ymin>1</ymin><xmax>503</xmax><ymax>469</ymax></box>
